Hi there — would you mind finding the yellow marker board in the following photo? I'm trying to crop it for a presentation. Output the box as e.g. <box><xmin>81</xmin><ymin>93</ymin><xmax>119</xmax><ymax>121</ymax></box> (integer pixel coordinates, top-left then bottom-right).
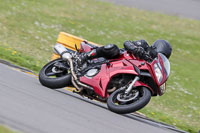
<box><xmin>51</xmin><ymin>32</ymin><xmax>101</xmax><ymax>60</ymax></box>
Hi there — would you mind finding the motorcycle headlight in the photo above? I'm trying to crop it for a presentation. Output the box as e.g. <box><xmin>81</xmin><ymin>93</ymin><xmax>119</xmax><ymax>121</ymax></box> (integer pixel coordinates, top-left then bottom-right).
<box><xmin>154</xmin><ymin>63</ymin><xmax>163</xmax><ymax>83</ymax></box>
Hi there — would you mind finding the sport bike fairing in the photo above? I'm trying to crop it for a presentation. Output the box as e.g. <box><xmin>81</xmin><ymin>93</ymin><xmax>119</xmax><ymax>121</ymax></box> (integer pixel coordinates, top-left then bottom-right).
<box><xmin>79</xmin><ymin>52</ymin><xmax>153</xmax><ymax>98</ymax></box>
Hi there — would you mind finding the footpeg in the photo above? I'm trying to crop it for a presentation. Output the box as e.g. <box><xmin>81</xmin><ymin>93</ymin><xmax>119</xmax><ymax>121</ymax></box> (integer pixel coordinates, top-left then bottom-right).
<box><xmin>54</xmin><ymin>62</ymin><xmax>68</xmax><ymax>70</ymax></box>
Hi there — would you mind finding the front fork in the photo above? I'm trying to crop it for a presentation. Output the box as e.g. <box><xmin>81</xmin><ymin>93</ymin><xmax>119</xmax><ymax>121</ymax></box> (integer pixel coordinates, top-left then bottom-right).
<box><xmin>124</xmin><ymin>76</ymin><xmax>140</xmax><ymax>95</ymax></box>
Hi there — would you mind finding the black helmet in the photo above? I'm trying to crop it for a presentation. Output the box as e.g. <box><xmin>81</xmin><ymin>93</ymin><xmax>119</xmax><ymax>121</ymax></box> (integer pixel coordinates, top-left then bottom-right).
<box><xmin>151</xmin><ymin>40</ymin><xmax>172</xmax><ymax>59</ymax></box>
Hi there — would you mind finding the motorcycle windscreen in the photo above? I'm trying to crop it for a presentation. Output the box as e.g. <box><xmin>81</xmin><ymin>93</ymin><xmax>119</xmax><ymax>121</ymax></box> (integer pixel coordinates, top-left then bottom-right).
<box><xmin>157</xmin><ymin>53</ymin><xmax>170</xmax><ymax>85</ymax></box>
<box><xmin>159</xmin><ymin>53</ymin><xmax>170</xmax><ymax>77</ymax></box>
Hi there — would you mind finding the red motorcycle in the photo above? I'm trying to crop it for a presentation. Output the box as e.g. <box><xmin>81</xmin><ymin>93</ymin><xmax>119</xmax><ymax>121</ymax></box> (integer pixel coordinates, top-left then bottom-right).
<box><xmin>39</xmin><ymin>42</ymin><xmax>170</xmax><ymax>114</ymax></box>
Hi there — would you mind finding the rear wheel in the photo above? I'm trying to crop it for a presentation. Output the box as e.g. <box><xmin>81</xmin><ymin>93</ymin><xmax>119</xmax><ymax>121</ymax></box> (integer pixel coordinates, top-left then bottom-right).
<box><xmin>39</xmin><ymin>58</ymin><xmax>72</xmax><ymax>89</ymax></box>
<box><xmin>107</xmin><ymin>87</ymin><xmax>151</xmax><ymax>114</ymax></box>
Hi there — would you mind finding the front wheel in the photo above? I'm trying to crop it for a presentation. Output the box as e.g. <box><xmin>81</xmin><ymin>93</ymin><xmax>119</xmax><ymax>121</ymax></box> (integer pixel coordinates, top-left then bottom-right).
<box><xmin>107</xmin><ymin>87</ymin><xmax>151</xmax><ymax>114</ymax></box>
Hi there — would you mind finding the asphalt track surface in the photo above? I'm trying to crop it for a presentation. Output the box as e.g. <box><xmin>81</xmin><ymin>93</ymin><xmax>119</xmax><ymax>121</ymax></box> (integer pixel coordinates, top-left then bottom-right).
<box><xmin>99</xmin><ymin>0</ymin><xmax>200</xmax><ymax>20</ymax></box>
<box><xmin>0</xmin><ymin>62</ymin><xmax>187</xmax><ymax>133</ymax></box>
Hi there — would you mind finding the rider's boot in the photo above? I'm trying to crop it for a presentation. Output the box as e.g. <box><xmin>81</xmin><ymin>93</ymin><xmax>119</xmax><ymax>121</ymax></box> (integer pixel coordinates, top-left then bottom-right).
<box><xmin>77</xmin><ymin>49</ymin><xmax>98</xmax><ymax>66</ymax></box>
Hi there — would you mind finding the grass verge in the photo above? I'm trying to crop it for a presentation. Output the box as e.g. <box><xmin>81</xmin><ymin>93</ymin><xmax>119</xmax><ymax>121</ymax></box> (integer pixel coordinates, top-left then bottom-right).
<box><xmin>0</xmin><ymin>0</ymin><xmax>199</xmax><ymax>132</ymax></box>
<box><xmin>0</xmin><ymin>45</ymin><xmax>43</xmax><ymax>73</ymax></box>
<box><xmin>0</xmin><ymin>125</ymin><xmax>16</xmax><ymax>133</ymax></box>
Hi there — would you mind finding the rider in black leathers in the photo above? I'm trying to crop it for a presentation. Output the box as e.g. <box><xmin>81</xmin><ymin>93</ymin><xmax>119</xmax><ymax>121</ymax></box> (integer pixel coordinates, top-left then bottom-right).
<box><xmin>77</xmin><ymin>39</ymin><xmax>172</xmax><ymax>64</ymax></box>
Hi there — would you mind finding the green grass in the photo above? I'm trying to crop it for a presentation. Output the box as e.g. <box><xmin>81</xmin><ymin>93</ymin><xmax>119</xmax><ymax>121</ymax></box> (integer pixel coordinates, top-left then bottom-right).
<box><xmin>0</xmin><ymin>0</ymin><xmax>200</xmax><ymax>132</ymax></box>
<box><xmin>0</xmin><ymin>45</ymin><xmax>42</xmax><ymax>72</ymax></box>
<box><xmin>0</xmin><ymin>125</ymin><xmax>16</xmax><ymax>133</ymax></box>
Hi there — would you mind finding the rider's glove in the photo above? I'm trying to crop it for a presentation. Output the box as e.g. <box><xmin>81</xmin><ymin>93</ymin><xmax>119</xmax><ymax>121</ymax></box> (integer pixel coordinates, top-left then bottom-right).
<box><xmin>134</xmin><ymin>47</ymin><xmax>145</xmax><ymax>57</ymax></box>
<box><xmin>133</xmin><ymin>47</ymin><xmax>153</xmax><ymax>62</ymax></box>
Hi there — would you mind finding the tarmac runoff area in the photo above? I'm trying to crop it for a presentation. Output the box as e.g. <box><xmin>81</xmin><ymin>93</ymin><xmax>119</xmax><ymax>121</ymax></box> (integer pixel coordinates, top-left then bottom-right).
<box><xmin>0</xmin><ymin>60</ymin><xmax>188</xmax><ymax>133</ymax></box>
<box><xmin>98</xmin><ymin>0</ymin><xmax>200</xmax><ymax>20</ymax></box>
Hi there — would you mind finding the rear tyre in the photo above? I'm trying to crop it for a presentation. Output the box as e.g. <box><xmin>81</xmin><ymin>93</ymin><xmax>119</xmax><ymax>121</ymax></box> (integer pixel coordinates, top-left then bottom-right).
<box><xmin>107</xmin><ymin>87</ymin><xmax>151</xmax><ymax>114</ymax></box>
<box><xmin>39</xmin><ymin>58</ymin><xmax>72</xmax><ymax>89</ymax></box>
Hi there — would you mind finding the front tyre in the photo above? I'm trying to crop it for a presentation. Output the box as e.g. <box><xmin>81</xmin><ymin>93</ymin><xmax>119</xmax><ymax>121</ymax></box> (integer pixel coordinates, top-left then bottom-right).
<box><xmin>39</xmin><ymin>58</ymin><xmax>72</xmax><ymax>89</ymax></box>
<box><xmin>107</xmin><ymin>87</ymin><xmax>151</xmax><ymax>114</ymax></box>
